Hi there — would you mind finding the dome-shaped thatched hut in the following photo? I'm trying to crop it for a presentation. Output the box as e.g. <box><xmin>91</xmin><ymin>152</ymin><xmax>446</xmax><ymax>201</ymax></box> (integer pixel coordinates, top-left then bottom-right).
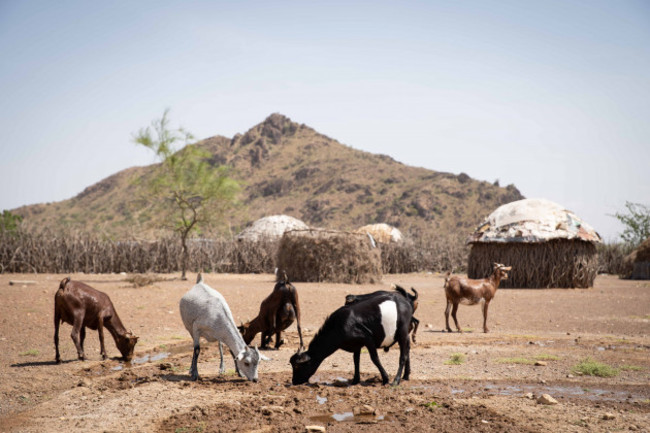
<box><xmin>468</xmin><ymin>198</ymin><xmax>601</xmax><ymax>288</ymax></box>
<box><xmin>237</xmin><ymin>215</ymin><xmax>309</xmax><ymax>241</ymax></box>
<box><xmin>276</xmin><ymin>229</ymin><xmax>382</xmax><ymax>284</ymax></box>
<box><xmin>354</xmin><ymin>223</ymin><xmax>403</xmax><ymax>244</ymax></box>
<box><xmin>623</xmin><ymin>237</ymin><xmax>650</xmax><ymax>280</ymax></box>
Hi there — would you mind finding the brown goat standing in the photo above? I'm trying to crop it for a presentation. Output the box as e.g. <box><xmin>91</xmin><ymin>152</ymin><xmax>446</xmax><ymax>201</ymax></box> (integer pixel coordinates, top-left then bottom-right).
<box><xmin>54</xmin><ymin>277</ymin><xmax>138</xmax><ymax>363</ymax></box>
<box><xmin>444</xmin><ymin>263</ymin><xmax>512</xmax><ymax>333</ymax></box>
<box><xmin>238</xmin><ymin>272</ymin><xmax>304</xmax><ymax>350</ymax></box>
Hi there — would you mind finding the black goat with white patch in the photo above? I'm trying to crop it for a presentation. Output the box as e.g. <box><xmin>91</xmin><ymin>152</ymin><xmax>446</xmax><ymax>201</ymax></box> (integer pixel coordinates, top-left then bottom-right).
<box><xmin>345</xmin><ymin>285</ymin><xmax>420</xmax><ymax>346</ymax></box>
<box><xmin>290</xmin><ymin>292</ymin><xmax>413</xmax><ymax>386</ymax></box>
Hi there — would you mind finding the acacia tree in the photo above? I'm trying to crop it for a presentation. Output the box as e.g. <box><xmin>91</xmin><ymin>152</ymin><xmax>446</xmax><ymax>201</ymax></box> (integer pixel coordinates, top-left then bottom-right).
<box><xmin>613</xmin><ymin>201</ymin><xmax>650</xmax><ymax>247</ymax></box>
<box><xmin>134</xmin><ymin>110</ymin><xmax>239</xmax><ymax>279</ymax></box>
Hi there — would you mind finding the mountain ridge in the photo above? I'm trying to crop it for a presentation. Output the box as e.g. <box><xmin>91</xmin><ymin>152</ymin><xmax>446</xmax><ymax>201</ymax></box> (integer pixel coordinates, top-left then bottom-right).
<box><xmin>14</xmin><ymin>113</ymin><xmax>524</xmax><ymax>239</ymax></box>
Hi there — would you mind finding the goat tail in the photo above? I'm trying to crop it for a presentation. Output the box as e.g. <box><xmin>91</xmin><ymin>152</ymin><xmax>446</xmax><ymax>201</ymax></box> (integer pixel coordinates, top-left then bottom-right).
<box><xmin>59</xmin><ymin>276</ymin><xmax>71</xmax><ymax>291</ymax></box>
<box><xmin>410</xmin><ymin>287</ymin><xmax>418</xmax><ymax>301</ymax></box>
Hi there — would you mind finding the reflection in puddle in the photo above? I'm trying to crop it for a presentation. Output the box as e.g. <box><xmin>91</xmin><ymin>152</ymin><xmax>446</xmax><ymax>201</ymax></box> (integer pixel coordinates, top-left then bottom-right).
<box><xmin>310</xmin><ymin>412</ymin><xmax>390</xmax><ymax>423</ymax></box>
<box><xmin>132</xmin><ymin>352</ymin><xmax>170</xmax><ymax>364</ymax></box>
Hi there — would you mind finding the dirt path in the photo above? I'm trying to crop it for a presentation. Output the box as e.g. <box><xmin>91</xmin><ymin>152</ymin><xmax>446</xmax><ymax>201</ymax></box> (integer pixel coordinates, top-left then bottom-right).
<box><xmin>1</xmin><ymin>273</ymin><xmax>649</xmax><ymax>432</ymax></box>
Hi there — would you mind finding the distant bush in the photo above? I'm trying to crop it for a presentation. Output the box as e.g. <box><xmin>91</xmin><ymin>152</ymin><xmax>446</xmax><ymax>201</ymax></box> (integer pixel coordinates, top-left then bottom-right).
<box><xmin>380</xmin><ymin>232</ymin><xmax>469</xmax><ymax>274</ymax></box>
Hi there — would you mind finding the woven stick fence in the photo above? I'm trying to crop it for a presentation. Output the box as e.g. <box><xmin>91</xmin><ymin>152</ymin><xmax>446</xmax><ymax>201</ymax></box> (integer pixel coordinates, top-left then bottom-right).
<box><xmin>468</xmin><ymin>240</ymin><xmax>599</xmax><ymax>288</ymax></box>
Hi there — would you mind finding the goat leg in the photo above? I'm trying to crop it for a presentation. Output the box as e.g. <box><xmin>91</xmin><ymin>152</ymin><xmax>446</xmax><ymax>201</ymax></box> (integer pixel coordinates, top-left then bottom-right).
<box><xmin>71</xmin><ymin>314</ymin><xmax>85</xmax><ymax>360</ymax></box>
<box><xmin>366</xmin><ymin>345</ymin><xmax>390</xmax><ymax>385</ymax></box>
<box><xmin>97</xmin><ymin>318</ymin><xmax>107</xmax><ymax>360</ymax></box>
<box><xmin>410</xmin><ymin>317</ymin><xmax>419</xmax><ymax>344</ymax></box>
<box><xmin>482</xmin><ymin>301</ymin><xmax>490</xmax><ymax>333</ymax></box>
<box><xmin>218</xmin><ymin>342</ymin><xmax>225</xmax><ymax>374</ymax></box>
<box><xmin>444</xmin><ymin>301</ymin><xmax>453</xmax><ymax>332</ymax></box>
<box><xmin>54</xmin><ymin>312</ymin><xmax>61</xmax><ymax>364</ymax></box>
<box><xmin>351</xmin><ymin>349</ymin><xmax>361</xmax><ymax>385</ymax></box>
<box><xmin>451</xmin><ymin>302</ymin><xmax>462</xmax><ymax>332</ymax></box>
<box><xmin>273</xmin><ymin>330</ymin><xmax>284</xmax><ymax>350</ymax></box>
<box><xmin>190</xmin><ymin>341</ymin><xmax>200</xmax><ymax>381</ymax></box>
<box><xmin>392</xmin><ymin>339</ymin><xmax>411</xmax><ymax>386</ymax></box>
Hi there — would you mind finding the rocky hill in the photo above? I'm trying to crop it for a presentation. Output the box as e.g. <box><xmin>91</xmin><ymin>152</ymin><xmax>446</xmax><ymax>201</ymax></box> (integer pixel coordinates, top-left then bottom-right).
<box><xmin>15</xmin><ymin>114</ymin><xmax>523</xmax><ymax>239</ymax></box>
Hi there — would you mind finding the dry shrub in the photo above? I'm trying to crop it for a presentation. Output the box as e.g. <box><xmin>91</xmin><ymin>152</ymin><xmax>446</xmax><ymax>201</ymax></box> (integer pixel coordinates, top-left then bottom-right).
<box><xmin>468</xmin><ymin>240</ymin><xmax>599</xmax><ymax>288</ymax></box>
<box><xmin>597</xmin><ymin>242</ymin><xmax>635</xmax><ymax>276</ymax></box>
<box><xmin>276</xmin><ymin>229</ymin><xmax>382</xmax><ymax>283</ymax></box>
<box><xmin>380</xmin><ymin>232</ymin><xmax>468</xmax><ymax>274</ymax></box>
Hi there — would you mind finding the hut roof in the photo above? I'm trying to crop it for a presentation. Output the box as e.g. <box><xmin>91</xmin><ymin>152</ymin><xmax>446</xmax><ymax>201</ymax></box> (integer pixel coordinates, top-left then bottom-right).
<box><xmin>469</xmin><ymin>198</ymin><xmax>601</xmax><ymax>244</ymax></box>
<box><xmin>237</xmin><ymin>215</ymin><xmax>309</xmax><ymax>241</ymax></box>
<box><xmin>354</xmin><ymin>223</ymin><xmax>403</xmax><ymax>244</ymax></box>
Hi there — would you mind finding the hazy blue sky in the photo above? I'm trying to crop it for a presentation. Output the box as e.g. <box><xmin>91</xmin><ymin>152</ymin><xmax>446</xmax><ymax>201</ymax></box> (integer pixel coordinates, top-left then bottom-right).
<box><xmin>1</xmin><ymin>0</ymin><xmax>648</xmax><ymax>241</ymax></box>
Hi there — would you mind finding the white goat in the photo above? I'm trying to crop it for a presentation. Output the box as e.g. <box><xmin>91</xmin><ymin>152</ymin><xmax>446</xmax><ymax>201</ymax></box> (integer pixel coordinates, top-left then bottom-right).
<box><xmin>179</xmin><ymin>273</ymin><xmax>262</xmax><ymax>382</ymax></box>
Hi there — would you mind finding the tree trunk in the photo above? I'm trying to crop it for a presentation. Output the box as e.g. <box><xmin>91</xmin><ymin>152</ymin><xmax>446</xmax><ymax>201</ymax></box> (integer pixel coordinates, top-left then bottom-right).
<box><xmin>181</xmin><ymin>233</ymin><xmax>189</xmax><ymax>280</ymax></box>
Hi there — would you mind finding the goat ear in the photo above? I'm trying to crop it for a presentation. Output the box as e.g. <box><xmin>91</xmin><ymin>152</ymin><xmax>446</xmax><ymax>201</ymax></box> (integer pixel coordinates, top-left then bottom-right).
<box><xmin>236</xmin><ymin>350</ymin><xmax>246</xmax><ymax>361</ymax></box>
<box><xmin>296</xmin><ymin>353</ymin><xmax>310</xmax><ymax>364</ymax></box>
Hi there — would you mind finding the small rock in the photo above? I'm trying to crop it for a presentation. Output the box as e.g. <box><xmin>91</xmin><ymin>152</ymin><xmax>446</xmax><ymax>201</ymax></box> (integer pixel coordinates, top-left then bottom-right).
<box><xmin>158</xmin><ymin>362</ymin><xmax>173</xmax><ymax>371</ymax></box>
<box><xmin>77</xmin><ymin>378</ymin><xmax>92</xmax><ymax>387</ymax></box>
<box><xmin>629</xmin><ymin>424</ymin><xmax>638</xmax><ymax>431</ymax></box>
<box><xmin>293</xmin><ymin>408</ymin><xmax>303</xmax><ymax>414</ymax></box>
<box><xmin>566</xmin><ymin>374</ymin><xmax>574</xmax><ymax>378</ymax></box>
<box><xmin>535</xmin><ymin>361</ymin><xmax>547</xmax><ymax>366</ymax></box>
<box><xmin>537</xmin><ymin>394</ymin><xmax>558</xmax><ymax>405</ymax></box>
<box><xmin>481</xmin><ymin>420</ymin><xmax>489</xmax><ymax>424</ymax></box>
<box><xmin>602</xmin><ymin>413</ymin><xmax>616</xmax><ymax>420</ymax></box>
<box><xmin>540</xmin><ymin>380</ymin><xmax>547</xmax><ymax>384</ymax></box>
<box><xmin>353</xmin><ymin>405</ymin><xmax>375</xmax><ymax>415</ymax></box>
<box><xmin>305</xmin><ymin>426</ymin><xmax>326</xmax><ymax>433</ymax></box>
<box><xmin>524</xmin><ymin>392</ymin><xmax>534</xmax><ymax>400</ymax></box>
<box><xmin>426</xmin><ymin>323</ymin><xmax>432</xmax><ymax>328</ymax></box>
<box><xmin>261</xmin><ymin>405</ymin><xmax>285</xmax><ymax>415</ymax></box>
<box><xmin>404</xmin><ymin>407</ymin><xmax>415</xmax><ymax>413</ymax></box>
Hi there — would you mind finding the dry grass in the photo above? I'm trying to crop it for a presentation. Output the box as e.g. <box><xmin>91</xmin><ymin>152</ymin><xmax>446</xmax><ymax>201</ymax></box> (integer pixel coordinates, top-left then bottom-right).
<box><xmin>276</xmin><ymin>229</ymin><xmax>382</xmax><ymax>283</ymax></box>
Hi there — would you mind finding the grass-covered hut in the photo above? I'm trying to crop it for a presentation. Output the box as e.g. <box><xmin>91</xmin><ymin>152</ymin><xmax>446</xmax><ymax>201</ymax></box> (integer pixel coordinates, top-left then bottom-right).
<box><xmin>354</xmin><ymin>223</ymin><xmax>403</xmax><ymax>244</ymax></box>
<box><xmin>237</xmin><ymin>215</ymin><xmax>309</xmax><ymax>241</ymax></box>
<box><xmin>468</xmin><ymin>198</ymin><xmax>601</xmax><ymax>288</ymax></box>
<box><xmin>623</xmin><ymin>237</ymin><xmax>650</xmax><ymax>280</ymax></box>
<box><xmin>276</xmin><ymin>229</ymin><xmax>382</xmax><ymax>284</ymax></box>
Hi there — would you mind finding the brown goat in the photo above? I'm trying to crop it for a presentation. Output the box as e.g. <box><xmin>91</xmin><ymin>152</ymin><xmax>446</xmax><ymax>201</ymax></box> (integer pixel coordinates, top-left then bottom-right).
<box><xmin>54</xmin><ymin>277</ymin><xmax>138</xmax><ymax>363</ymax></box>
<box><xmin>444</xmin><ymin>263</ymin><xmax>512</xmax><ymax>333</ymax></box>
<box><xmin>238</xmin><ymin>273</ymin><xmax>304</xmax><ymax>350</ymax></box>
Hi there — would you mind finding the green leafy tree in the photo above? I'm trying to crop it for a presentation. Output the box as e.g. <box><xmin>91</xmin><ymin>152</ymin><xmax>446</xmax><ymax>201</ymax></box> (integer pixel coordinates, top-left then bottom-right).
<box><xmin>134</xmin><ymin>110</ymin><xmax>239</xmax><ymax>279</ymax></box>
<box><xmin>613</xmin><ymin>201</ymin><xmax>650</xmax><ymax>247</ymax></box>
<box><xmin>0</xmin><ymin>210</ymin><xmax>23</xmax><ymax>235</ymax></box>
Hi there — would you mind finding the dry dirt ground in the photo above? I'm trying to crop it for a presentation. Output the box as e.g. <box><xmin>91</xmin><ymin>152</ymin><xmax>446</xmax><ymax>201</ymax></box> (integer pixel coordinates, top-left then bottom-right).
<box><xmin>1</xmin><ymin>272</ymin><xmax>649</xmax><ymax>433</ymax></box>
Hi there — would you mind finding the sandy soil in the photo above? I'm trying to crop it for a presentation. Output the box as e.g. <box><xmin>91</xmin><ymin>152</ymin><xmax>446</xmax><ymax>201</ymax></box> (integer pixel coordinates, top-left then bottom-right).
<box><xmin>0</xmin><ymin>272</ymin><xmax>649</xmax><ymax>433</ymax></box>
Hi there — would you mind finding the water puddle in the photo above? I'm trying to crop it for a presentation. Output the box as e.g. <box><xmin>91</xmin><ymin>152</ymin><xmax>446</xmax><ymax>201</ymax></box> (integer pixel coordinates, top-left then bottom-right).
<box><xmin>310</xmin><ymin>412</ymin><xmax>392</xmax><ymax>423</ymax></box>
<box><xmin>132</xmin><ymin>352</ymin><xmax>171</xmax><ymax>364</ymax></box>
<box><xmin>482</xmin><ymin>382</ymin><xmax>645</xmax><ymax>402</ymax></box>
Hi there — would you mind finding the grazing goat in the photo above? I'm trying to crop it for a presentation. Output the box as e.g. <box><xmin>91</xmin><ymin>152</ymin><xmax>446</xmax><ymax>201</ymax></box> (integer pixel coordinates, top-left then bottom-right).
<box><xmin>54</xmin><ymin>277</ymin><xmax>138</xmax><ymax>363</ymax></box>
<box><xmin>345</xmin><ymin>285</ymin><xmax>420</xmax><ymax>345</ymax></box>
<box><xmin>238</xmin><ymin>272</ymin><xmax>304</xmax><ymax>350</ymax></box>
<box><xmin>179</xmin><ymin>274</ymin><xmax>261</xmax><ymax>382</ymax></box>
<box><xmin>444</xmin><ymin>263</ymin><xmax>512</xmax><ymax>333</ymax></box>
<box><xmin>290</xmin><ymin>292</ymin><xmax>413</xmax><ymax>386</ymax></box>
